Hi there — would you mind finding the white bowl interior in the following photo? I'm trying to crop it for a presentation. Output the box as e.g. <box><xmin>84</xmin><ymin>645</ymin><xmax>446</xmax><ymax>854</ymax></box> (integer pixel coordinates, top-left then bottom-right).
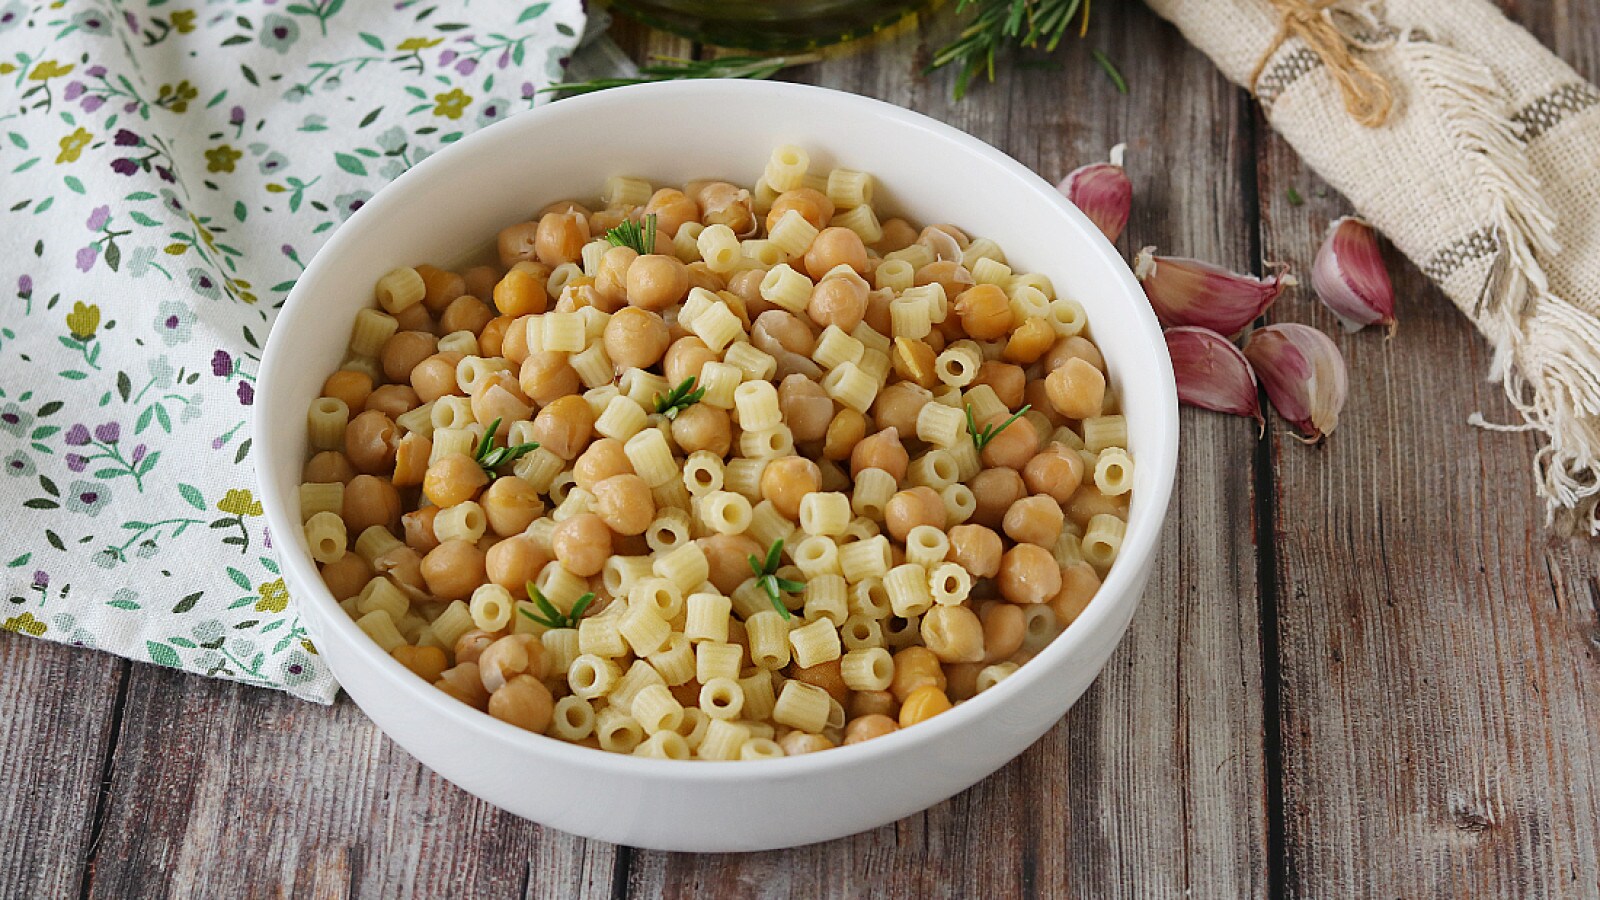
<box><xmin>258</xmin><ymin>80</ymin><xmax>1177</xmax><ymax>850</ymax></box>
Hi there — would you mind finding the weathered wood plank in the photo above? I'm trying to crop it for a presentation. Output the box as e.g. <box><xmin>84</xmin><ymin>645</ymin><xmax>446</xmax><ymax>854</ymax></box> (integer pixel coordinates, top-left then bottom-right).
<box><xmin>78</xmin><ymin>663</ymin><xmax>624</xmax><ymax>899</ymax></box>
<box><xmin>626</xmin><ymin>4</ymin><xmax>1270</xmax><ymax>895</ymax></box>
<box><xmin>0</xmin><ymin>634</ymin><xmax>124</xmax><ymax>898</ymax></box>
<box><xmin>1257</xmin><ymin>2</ymin><xmax>1600</xmax><ymax>892</ymax></box>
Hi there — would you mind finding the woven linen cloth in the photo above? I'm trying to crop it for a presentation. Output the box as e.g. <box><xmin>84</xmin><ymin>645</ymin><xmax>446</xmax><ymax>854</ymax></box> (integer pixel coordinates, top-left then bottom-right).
<box><xmin>1148</xmin><ymin>0</ymin><xmax>1600</xmax><ymax>533</ymax></box>
<box><xmin>0</xmin><ymin>0</ymin><xmax>586</xmax><ymax>702</ymax></box>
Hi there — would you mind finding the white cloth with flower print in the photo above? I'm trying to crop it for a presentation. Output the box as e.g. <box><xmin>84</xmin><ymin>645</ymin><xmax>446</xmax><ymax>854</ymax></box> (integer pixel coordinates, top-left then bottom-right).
<box><xmin>0</xmin><ymin>0</ymin><xmax>587</xmax><ymax>702</ymax></box>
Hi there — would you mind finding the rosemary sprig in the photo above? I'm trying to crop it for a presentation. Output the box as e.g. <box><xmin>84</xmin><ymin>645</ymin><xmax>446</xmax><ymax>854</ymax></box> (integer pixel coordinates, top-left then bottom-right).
<box><xmin>605</xmin><ymin>213</ymin><xmax>658</xmax><ymax>256</ymax></box>
<box><xmin>654</xmin><ymin>376</ymin><xmax>706</xmax><ymax>421</ymax></box>
<box><xmin>928</xmin><ymin>0</ymin><xmax>1086</xmax><ymax>100</ymax></box>
<box><xmin>519</xmin><ymin>584</ymin><xmax>595</xmax><ymax>630</ymax></box>
<box><xmin>746</xmin><ymin>538</ymin><xmax>804</xmax><ymax>621</ymax></box>
<box><xmin>544</xmin><ymin>55</ymin><xmax>808</xmax><ymax>96</ymax></box>
<box><xmin>473</xmin><ymin>417</ymin><xmax>539</xmax><ymax>478</ymax></box>
<box><xmin>967</xmin><ymin>403</ymin><xmax>1032</xmax><ymax>452</ymax></box>
<box><xmin>1090</xmin><ymin>48</ymin><xmax>1127</xmax><ymax>94</ymax></box>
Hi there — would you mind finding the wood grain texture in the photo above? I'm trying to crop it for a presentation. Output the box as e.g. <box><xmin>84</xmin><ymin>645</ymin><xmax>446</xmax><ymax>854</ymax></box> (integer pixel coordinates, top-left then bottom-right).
<box><xmin>625</xmin><ymin>4</ymin><xmax>1271</xmax><ymax>896</ymax></box>
<box><xmin>1256</xmin><ymin>2</ymin><xmax>1600</xmax><ymax>895</ymax></box>
<box><xmin>0</xmin><ymin>635</ymin><xmax>124</xmax><ymax>899</ymax></box>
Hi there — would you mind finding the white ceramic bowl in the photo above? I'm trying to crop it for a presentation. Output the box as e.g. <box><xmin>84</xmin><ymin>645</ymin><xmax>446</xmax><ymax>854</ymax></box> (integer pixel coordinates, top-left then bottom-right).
<box><xmin>258</xmin><ymin>80</ymin><xmax>1177</xmax><ymax>852</ymax></box>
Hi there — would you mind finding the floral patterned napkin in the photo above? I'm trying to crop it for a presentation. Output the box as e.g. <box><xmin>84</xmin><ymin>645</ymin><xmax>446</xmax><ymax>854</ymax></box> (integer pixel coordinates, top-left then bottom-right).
<box><xmin>0</xmin><ymin>0</ymin><xmax>587</xmax><ymax>702</ymax></box>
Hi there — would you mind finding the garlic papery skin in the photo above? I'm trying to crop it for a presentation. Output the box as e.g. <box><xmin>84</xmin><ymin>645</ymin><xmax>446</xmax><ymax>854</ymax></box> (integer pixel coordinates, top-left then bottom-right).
<box><xmin>1242</xmin><ymin>323</ymin><xmax>1349</xmax><ymax>443</ymax></box>
<box><xmin>1164</xmin><ymin>326</ymin><xmax>1264</xmax><ymax>429</ymax></box>
<box><xmin>1311</xmin><ymin>216</ymin><xmax>1396</xmax><ymax>335</ymax></box>
<box><xmin>1057</xmin><ymin>143</ymin><xmax>1131</xmax><ymax>244</ymax></box>
<box><xmin>1134</xmin><ymin>247</ymin><xmax>1296</xmax><ymax>337</ymax></box>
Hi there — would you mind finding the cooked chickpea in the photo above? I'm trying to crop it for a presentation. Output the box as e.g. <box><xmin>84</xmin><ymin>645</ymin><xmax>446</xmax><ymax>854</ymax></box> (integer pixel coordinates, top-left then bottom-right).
<box><xmin>788</xmin><ymin>658</ymin><xmax>848</xmax><ymax>703</ymax></box>
<box><xmin>804</xmin><ymin>227</ymin><xmax>869</xmax><ymax>280</ymax></box>
<box><xmin>493</xmin><ymin>264</ymin><xmax>549</xmax><ymax>317</ymax></box>
<box><xmin>592</xmin><ymin>473</ymin><xmax>655</xmax><ymax>536</ymax></box>
<box><xmin>479</xmin><ymin>633</ymin><xmax>547</xmax><ymax>693</ymax></box>
<box><xmin>998</xmin><ymin>543</ymin><xmax>1061</xmax><ymax>605</ymax></box>
<box><xmin>455</xmin><ymin>630</ymin><xmax>497</xmax><ymax>665</ymax></box>
<box><xmin>393</xmin><ymin>434</ymin><xmax>432</xmax><ymax>487</ymax></box>
<box><xmin>518</xmin><ymin>350</ymin><xmax>581</xmax><ymax>406</ymax></box>
<box><xmin>1046</xmin><ymin>357</ymin><xmax>1107</xmax><ymax>419</ymax></box>
<box><xmin>872</xmin><ymin>382</ymin><xmax>928</xmax><ymax>437</ymax></box>
<box><xmin>411</xmin><ymin>352</ymin><xmax>466</xmax><ymax>403</ymax></box>
<box><xmin>752</xmin><ymin>311</ymin><xmax>816</xmax><ymax>359</ymax></box>
<box><xmin>530</xmin><ymin>395</ymin><xmax>595</xmax><ymax>461</ymax></box>
<box><xmin>885</xmin><ymin>486</ymin><xmax>945</xmax><ymax>542</ymax></box>
<box><xmin>670</xmin><ymin>403</ymin><xmax>732</xmax><ymax>456</ymax></box>
<box><xmin>626</xmin><ymin>254</ymin><xmax>690</xmax><ymax>311</ymax></box>
<box><xmin>1065</xmin><ymin>486</ymin><xmax>1129</xmax><ymax>528</ymax></box>
<box><xmin>1045</xmin><ymin>334</ymin><xmax>1106</xmax><ymax>373</ymax></box>
<box><xmin>364</xmin><ymin>384</ymin><xmax>420</xmax><ymax>421</ymax></box>
<box><xmin>663</xmin><ymin>336</ymin><xmax>717</xmax><ymax>389</ymax></box>
<box><xmin>402</xmin><ymin>506</ymin><xmax>441</xmax><ymax>554</ymax></box>
<box><xmin>849</xmin><ymin>427</ymin><xmax>909</xmax><ymax>482</ymax></box>
<box><xmin>440</xmin><ymin>295</ymin><xmax>494</xmax><ymax>336</ymax></box>
<box><xmin>321</xmin><ymin>370</ymin><xmax>372</xmax><ymax>413</ymax></box>
<box><xmin>421</xmin><ymin>538</ymin><xmax>489</xmax><ymax>601</ymax></box>
<box><xmin>947</xmin><ymin>524</ymin><xmax>1003</xmax><ymax>579</ymax></box>
<box><xmin>572</xmin><ymin>437</ymin><xmax>633</xmax><ymax>491</ymax></box>
<box><xmin>944</xmin><ymin>662</ymin><xmax>984</xmax><ymax>702</ymax></box>
<box><xmin>478</xmin><ymin>316</ymin><xmax>513</xmax><ymax>358</ymax></box>
<box><xmin>459</xmin><ymin>265</ymin><xmax>500</xmax><ymax>306</ymax></box>
<box><xmin>978</xmin><ymin>601</ymin><xmax>1026</xmax><ymax>663</ymax></box>
<box><xmin>898</xmin><ymin>684</ymin><xmax>953</xmax><ymax>727</ymax></box>
<box><xmin>342</xmin><ymin>474</ymin><xmax>400</xmax><ymax>535</ymax></box>
<box><xmin>694</xmin><ymin>181</ymin><xmax>756</xmax><ymax>234</ymax></box>
<box><xmin>818</xmin><ymin>408</ymin><xmax>866</xmax><ymax>463</ymax></box>
<box><xmin>969</xmin><ymin>467</ymin><xmax>1025</xmax><ymax>530</ymax></box>
<box><xmin>1003</xmin><ymin>317</ymin><xmax>1056</xmax><ymax>365</ymax></box>
<box><xmin>603</xmin><ymin>307</ymin><xmax>671</xmax><ymax>372</ymax></box>
<box><xmin>843</xmin><ymin>714</ymin><xmax>899</xmax><ymax>745</ymax></box>
<box><xmin>1003</xmin><ymin>495</ymin><xmax>1064</xmax><ymax>547</ymax></box>
<box><xmin>972</xmin><ymin>361</ymin><xmax>1026</xmax><ymax>409</ymax></box>
<box><xmin>1023</xmin><ymin>443</ymin><xmax>1085</xmax><ymax>503</ymax></box>
<box><xmin>953</xmin><ymin>284</ymin><xmax>1014</xmax><ymax>340</ymax></box>
<box><xmin>471</xmin><ymin>384</ymin><xmax>532</xmax><ymax>440</ymax></box>
<box><xmin>481</xmin><ymin>476</ymin><xmax>543</xmax><ymax>537</ymax></box>
<box><xmin>760</xmin><ymin>456</ymin><xmax>821</xmax><ymax>520</ymax></box>
<box><xmin>914</xmin><ymin>260</ymin><xmax>975</xmax><ymax>302</ymax></box>
<box><xmin>848</xmin><ymin>690</ymin><xmax>898</xmax><ymax>720</ymax></box>
<box><xmin>485</xmin><ymin>534</ymin><xmax>550</xmax><ymax>591</ymax></box>
<box><xmin>489</xmin><ymin>674</ymin><xmax>554</xmax><ymax>732</ymax></box>
<box><xmin>981</xmin><ymin>412</ymin><xmax>1041</xmax><ymax>470</ymax></box>
<box><xmin>725</xmin><ymin>269</ymin><xmax>768</xmax><ymax>309</ymax></box>
<box><xmin>497</xmin><ymin>220</ymin><xmax>541</xmax><ymax>268</ymax></box>
<box><xmin>806</xmin><ymin>276</ymin><xmax>867</xmax><ymax>333</ymax></box>
<box><xmin>551</xmin><ymin>513</ymin><xmax>613</xmax><ymax>577</ymax></box>
<box><xmin>380</xmin><ymin>331</ymin><xmax>437</xmax><ymax>383</ymax></box>
<box><xmin>920</xmin><ymin>605</ymin><xmax>985</xmax><ymax>663</ymax></box>
<box><xmin>415</xmin><ymin>264</ymin><xmax>468</xmax><ymax>312</ymax></box>
<box><xmin>778</xmin><ymin>376</ymin><xmax>834</xmax><ymax>444</ymax></box>
<box><xmin>423</xmin><ymin>452</ymin><xmax>488</xmax><ymax>508</ymax></box>
<box><xmin>534</xmin><ymin>211</ymin><xmax>590</xmax><ymax>267</ymax></box>
<box><xmin>766</xmin><ymin>187</ymin><xmax>834</xmax><ymax>232</ymax></box>
<box><xmin>319</xmin><ymin>553</ymin><xmax>372</xmax><ymax>601</ymax></box>
<box><xmin>392</xmin><ymin>644</ymin><xmax>449</xmax><ymax>683</ymax></box>
<box><xmin>863</xmin><ymin>288</ymin><xmax>894</xmax><ymax>336</ymax></box>
<box><xmin>873</xmin><ymin>217</ymin><xmax>918</xmax><ymax>254</ymax></box>
<box><xmin>891</xmin><ymin>337</ymin><xmax>938</xmax><ymax>389</ymax></box>
<box><xmin>701</xmin><ymin>533</ymin><xmax>763</xmax><ymax>594</ymax></box>
<box><xmin>1050</xmin><ymin>561</ymin><xmax>1101</xmax><ymax>626</ymax></box>
<box><xmin>435</xmin><ymin>663</ymin><xmax>490</xmax><ymax>709</ymax></box>
<box><xmin>684</xmin><ymin>262</ymin><xmax>725</xmax><ymax>294</ymax></box>
<box><xmin>644</xmin><ymin>188</ymin><xmax>700</xmax><ymax>238</ymax></box>
<box><xmin>304</xmin><ymin>450</ymin><xmax>355</xmax><ymax>484</ymax></box>
<box><xmin>780</xmin><ymin>731</ymin><xmax>835</xmax><ymax>755</ymax></box>
<box><xmin>343</xmin><ymin>410</ymin><xmax>398</xmax><ymax>475</ymax></box>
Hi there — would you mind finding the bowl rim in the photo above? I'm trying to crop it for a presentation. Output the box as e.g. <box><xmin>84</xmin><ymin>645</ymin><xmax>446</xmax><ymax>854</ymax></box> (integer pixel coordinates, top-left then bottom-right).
<box><xmin>258</xmin><ymin>78</ymin><xmax>1178</xmax><ymax>780</ymax></box>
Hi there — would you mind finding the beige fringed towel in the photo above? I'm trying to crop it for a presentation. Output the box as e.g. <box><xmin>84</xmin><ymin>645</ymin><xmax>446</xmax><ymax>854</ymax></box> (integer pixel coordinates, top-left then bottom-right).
<box><xmin>1148</xmin><ymin>0</ymin><xmax>1600</xmax><ymax>533</ymax></box>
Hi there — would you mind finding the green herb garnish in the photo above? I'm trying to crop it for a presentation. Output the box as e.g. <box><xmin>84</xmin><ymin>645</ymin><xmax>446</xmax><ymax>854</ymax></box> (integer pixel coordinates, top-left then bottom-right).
<box><xmin>747</xmin><ymin>538</ymin><xmax>804</xmax><ymax>621</ymax></box>
<box><xmin>654</xmin><ymin>376</ymin><xmax>706</xmax><ymax>421</ymax></box>
<box><xmin>519</xmin><ymin>584</ymin><xmax>595</xmax><ymax>630</ymax></box>
<box><xmin>544</xmin><ymin>55</ymin><xmax>809</xmax><ymax>97</ymax></box>
<box><xmin>967</xmin><ymin>403</ymin><xmax>1033</xmax><ymax>453</ymax></box>
<box><xmin>1090</xmin><ymin>49</ymin><xmax>1127</xmax><ymax>94</ymax></box>
<box><xmin>928</xmin><ymin>0</ymin><xmax>1086</xmax><ymax>100</ymax></box>
<box><xmin>603</xmin><ymin>213</ymin><xmax>658</xmax><ymax>256</ymax></box>
<box><xmin>1286</xmin><ymin>186</ymin><xmax>1305</xmax><ymax>207</ymax></box>
<box><xmin>473</xmin><ymin>417</ymin><xmax>539</xmax><ymax>478</ymax></box>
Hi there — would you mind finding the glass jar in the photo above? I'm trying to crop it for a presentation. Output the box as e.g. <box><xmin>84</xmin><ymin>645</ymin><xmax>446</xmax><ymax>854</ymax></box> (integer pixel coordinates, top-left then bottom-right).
<box><xmin>608</xmin><ymin>0</ymin><xmax>928</xmax><ymax>52</ymax></box>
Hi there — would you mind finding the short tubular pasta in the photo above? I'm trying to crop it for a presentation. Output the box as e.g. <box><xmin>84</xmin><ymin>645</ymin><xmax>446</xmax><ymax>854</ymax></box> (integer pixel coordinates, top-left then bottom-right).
<box><xmin>646</xmin><ymin>508</ymin><xmax>695</xmax><ymax>554</ymax></box>
<box><xmin>357</xmin><ymin>577</ymin><xmax>409</xmax><ymax>621</ymax></box>
<box><xmin>602</xmin><ymin>175</ymin><xmax>652</xmax><ymax>208</ymax></box>
<box><xmin>789</xmin><ymin>618</ymin><xmax>842</xmax><ymax>668</ymax></box>
<box><xmin>746</xmin><ymin>610</ymin><xmax>791</xmax><ymax>670</ymax></box>
<box><xmin>1048</xmin><ymin>297</ymin><xmax>1088</xmax><ymax>336</ymax></box>
<box><xmin>839</xmin><ymin>614</ymin><xmax>884</xmax><ymax>650</ymax></box>
<box><xmin>915</xmin><ymin>402</ymin><xmax>966</xmax><ymax>448</ymax></box>
<box><xmin>631</xmin><ymin>683</ymin><xmax>685</xmax><ymax>735</ymax></box>
<box><xmin>851</xmin><ymin>468</ymin><xmax>897</xmax><ymax>522</ymax></box>
<box><xmin>433</xmin><ymin>501</ymin><xmax>487</xmax><ymax>543</ymax></box>
<box><xmin>928</xmin><ymin>563</ymin><xmax>972</xmax><ymax>606</ymax></box>
<box><xmin>723</xmin><ymin>459</ymin><xmax>767</xmax><ymax>502</ymax></box>
<box><xmin>304</xmin><ymin>511</ymin><xmax>348</xmax><ymax>564</ymax></box>
<box><xmin>889</xmin><ymin>293</ymin><xmax>933</xmax><ymax>339</ymax></box>
<box><xmin>792</xmin><ymin>535</ymin><xmax>841</xmax><ymax>578</ymax></box>
<box><xmin>697</xmin><ymin>224</ymin><xmax>743</xmax><ymax>273</ymax></box>
<box><xmin>903</xmin><ymin>525</ymin><xmax>949</xmax><ymax>567</ymax></box>
<box><xmin>976</xmin><ymin>662</ymin><xmax>1018</xmax><ymax>693</ymax></box>
<box><xmin>349</xmin><ymin>309</ymin><xmax>398</xmax><ymax>358</ymax></box>
<box><xmin>696</xmin><ymin>641</ymin><xmax>742</xmax><ymax>684</ymax></box>
<box><xmin>1081</xmin><ymin>513</ymin><xmax>1126</xmax><ymax>572</ymax></box>
<box><xmin>841</xmin><ymin>647</ymin><xmax>893</xmax><ymax>691</ymax></box>
<box><xmin>838</xmin><ymin>535</ymin><xmax>891</xmax><ymax>584</ymax></box>
<box><xmin>469</xmin><ymin>583</ymin><xmax>513</xmax><ymax>632</ymax></box>
<box><xmin>698</xmin><ymin>361</ymin><xmax>743</xmax><ymax>409</ymax></box>
<box><xmin>798</xmin><ymin>492</ymin><xmax>851</xmax><ymax>537</ymax></box>
<box><xmin>653</xmin><ymin>542</ymin><xmax>708</xmax><ymax>595</ymax></box>
<box><xmin>300</xmin><ymin>481</ymin><xmax>344</xmax><ymax>522</ymax></box>
<box><xmin>733</xmin><ymin>380</ymin><xmax>781</xmax><ymax>431</ymax></box>
<box><xmin>738</xmin><ymin>424</ymin><xmax>794</xmax><ymax>460</ymax></box>
<box><xmin>625</xmin><ymin>427</ymin><xmax>676</xmax><ymax>487</ymax></box>
<box><xmin>825</xmin><ymin>168</ymin><xmax>873</xmax><ymax>209</ymax></box>
<box><xmin>595</xmin><ymin>394</ymin><xmax>648</xmax><ymax>441</ymax></box>
<box><xmin>551</xmin><ymin>695</ymin><xmax>596</xmax><ymax>741</ymax></box>
<box><xmin>1008</xmin><ymin>284</ymin><xmax>1051</xmax><ymax>320</ymax></box>
<box><xmin>724</xmin><ymin>342</ymin><xmax>777</xmax><ymax>382</ymax></box>
<box><xmin>803</xmin><ymin>575</ymin><xmax>849</xmax><ymax>625</ymax></box>
<box><xmin>768</xmin><ymin>209</ymin><xmax>820</xmax><ymax>257</ymax></box>
<box><xmin>306</xmin><ymin>397</ymin><xmax>349</xmax><ymax>451</ymax></box>
<box><xmin>759</xmin><ymin>264</ymin><xmax>813</xmax><ymax>313</ymax></box>
<box><xmin>832</xmin><ymin>204</ymin><xmax>883</xmax><ymax>244</ymax></box>
<box><xmin>813</xmin><ymin>326</ymin><xmax>865</xmax><ymax>371</ymax></box>
<box><xmin>699</xmin><ymin>677</ymin><xmax>745</xmax><ymax>720</ymax></box>
<box><xmin>907</xmin><ymin>449</ymin><xmax>959</xmax><ymax>491</ymax></box>
<box><xmin>885</xmin><ymin>563</ymin><xmax>934</xmax><ymax>618</ymax></box>
<box><xmin>683</xmin><ymin>450</ymin><xmax>725</xmax><ymax>496</ymax></box>
<box><xmin>764</xmin><ymin>145</ymin><xmax>809</xmax><ymax>192</ymax></box>
<box><xmin>821</xmin><ymin>362</ymin><xmax>877</xmax><ymax>413</ymax></box>
<box><xmin>1082</xmin><ymin>415</ymin><xmax>1128</xmax><ymax>454</ymax></box>
<box><xmin>437</xmin><ymin>329</ymin><xmax>478</xmax><ymax>356</ymax></box>
<box><xmin>686</xmin><ymin>594</ymin><xmax>733</xmax><ymax>645</ymax></box>
<box><xmin>596</xmin><ymin>707</ymin><xmax>644</xmax><ymax>754</ymax></box>
<box><xmin>356</xmin><ymin>610</ymin><xmax>405</xmax><ymax>653</ymax></box>
<box><xmin>1093</xmin><ymin>448</ymin><xmax>1134</xmax><ymax>495</ymax></box>
<box><xmin>699</xmin><ymin>490</ymin><xmax>754</xmax><ymax>535</ymax></box>
<box><xmin>698</xmin><ymin>717</ymin><xmax>750</xmax><ymax>760</ymax></box>
<box><xmin>773</xmin><ymin>680</ymin><xmax>830</xmax><ymax>733</ymax></box>
<box><xmin>935</xmin><ymin>342</ymin><xmax>982</xmax><ymax>388</ymax></box>
<box><xmin>430</xmin><ymin>601</ymin><xmax>475</xmax><ymax>650</ymax></box>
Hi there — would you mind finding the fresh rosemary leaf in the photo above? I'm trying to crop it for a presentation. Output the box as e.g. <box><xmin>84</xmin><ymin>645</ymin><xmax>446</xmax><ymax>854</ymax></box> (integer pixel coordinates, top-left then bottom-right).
<box><xmin>1091</xmin><ymin>49</ymin><xmax>1127</xmax><ymax>94</ymax></box>
<box><xmin>654</xmin><ymin>376</ymin><xmax>705</xmax><ymax>420</ymax></box>
<box><xmin>519</xmin><ymin>584</ymin><xmax>594</xmax><ymax>630</ymax></box>
<box><xmin>967</xmin><ymin>403</ymin><xmax>1033</xmax><ymax>452</ymax></box>
<box><xmin>605</xmin><ymin>214</ymin><xmax>658</xmax><ymax>256</ymax></box>
<box><xmin>747</xmin><ymin>539</ymin><xmax>796</xmax><ymax>620</ymax></box>
<box><xmin>474</xmin><ymin>417</ymin><xmax>539</xmax><ymax>478</ymax></box>
<box><xmin>928</xmin><ymin>0</ymin><xmax>1087</xmax><ymax>100</ymax></box>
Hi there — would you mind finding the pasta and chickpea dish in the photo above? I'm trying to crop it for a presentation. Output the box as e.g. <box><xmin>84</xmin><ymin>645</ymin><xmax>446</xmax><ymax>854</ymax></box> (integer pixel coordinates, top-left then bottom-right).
<box><xmin>299</xmin><ymin>145</ymin><xmax>1133</xmax><ymax>761</ymax></box>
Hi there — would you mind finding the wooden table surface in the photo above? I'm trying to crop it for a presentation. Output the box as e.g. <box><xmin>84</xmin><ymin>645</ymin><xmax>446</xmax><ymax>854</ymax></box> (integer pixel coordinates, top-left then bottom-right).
<box><xmin>5</xmin><ymin>3</ymin><xmax>1600</xmax><ymax>897</ymax></box>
